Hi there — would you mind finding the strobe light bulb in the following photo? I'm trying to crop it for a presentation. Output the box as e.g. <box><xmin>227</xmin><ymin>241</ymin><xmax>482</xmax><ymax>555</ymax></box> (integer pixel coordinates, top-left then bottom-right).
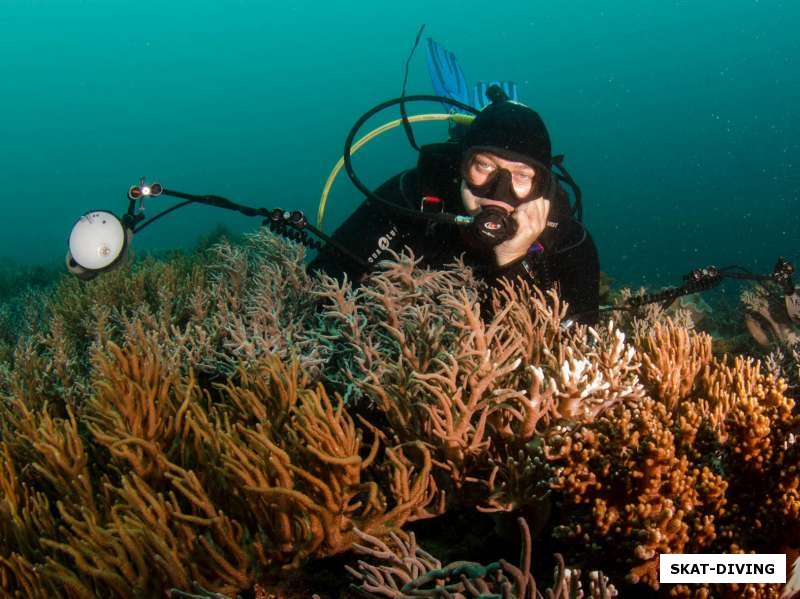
<box><xmin>68</xmin><ymin>211</ymin><xmax>127</xmax><ymax>270</ymax></box>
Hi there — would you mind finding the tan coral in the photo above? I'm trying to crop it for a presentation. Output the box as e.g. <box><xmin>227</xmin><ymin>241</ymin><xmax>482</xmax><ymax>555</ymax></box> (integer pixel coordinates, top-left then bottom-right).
<box><xmin>636</xmin><ymin>319</ymin><xmax>713</xmax><ymax>410</ymax></box>
<box><xmin>320</xmin><ymin>257</ymin><xmax>644</xmax><ymax>500</ymax></box>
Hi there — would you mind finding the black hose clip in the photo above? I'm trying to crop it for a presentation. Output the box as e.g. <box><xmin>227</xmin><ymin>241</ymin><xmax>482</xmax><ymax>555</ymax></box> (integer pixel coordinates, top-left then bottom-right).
<box><xmin>264</xmin><ymin>209</ymin><xmax>323</xmax><ymax>251</ymax></box>
<box><xmin>683</xmin><ymin>266</ymin><xmax>722</xmax><ymax>292</ymax></box>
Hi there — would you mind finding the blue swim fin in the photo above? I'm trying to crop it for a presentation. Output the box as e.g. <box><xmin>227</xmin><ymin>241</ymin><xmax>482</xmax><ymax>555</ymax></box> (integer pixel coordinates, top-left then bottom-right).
<box><xmin>425</xmin><ymin>38</ymin><xmax>472</xmax><ymax>112</ymax></box>
<box><xmin>473</xmin><ymin>80</ymin><xmax>519</xmax><ymax>109</ymax></box>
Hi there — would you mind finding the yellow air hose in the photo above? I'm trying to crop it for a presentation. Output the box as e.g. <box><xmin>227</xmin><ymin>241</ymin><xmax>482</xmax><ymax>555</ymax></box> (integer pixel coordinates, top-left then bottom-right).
<box><xmin>316</xmin><ymin>113</ymin><xmax>475</xmax><ymax>231</ymax></box>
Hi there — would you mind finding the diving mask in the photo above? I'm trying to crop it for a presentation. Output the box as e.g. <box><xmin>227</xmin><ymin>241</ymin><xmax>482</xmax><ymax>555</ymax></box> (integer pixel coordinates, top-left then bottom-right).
<box><xmin>461</xmin><ymin>149</ymin><xmax>549</xmax><ymax>210</ymax></box>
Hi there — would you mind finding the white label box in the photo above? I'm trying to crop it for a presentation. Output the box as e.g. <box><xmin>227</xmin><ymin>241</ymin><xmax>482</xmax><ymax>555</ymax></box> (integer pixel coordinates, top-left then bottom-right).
<box><xmin>660</xmin><ymin>554</ymin><xmax>786</xmax><ymax>584</ymax></box>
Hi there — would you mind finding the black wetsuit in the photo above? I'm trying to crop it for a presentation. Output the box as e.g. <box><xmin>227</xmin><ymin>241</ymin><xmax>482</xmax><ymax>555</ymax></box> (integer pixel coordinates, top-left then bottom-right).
<box><xmin>309</xmin><ymin>143</ymin><xmax>600</xmax><ymax>324</ymax></box>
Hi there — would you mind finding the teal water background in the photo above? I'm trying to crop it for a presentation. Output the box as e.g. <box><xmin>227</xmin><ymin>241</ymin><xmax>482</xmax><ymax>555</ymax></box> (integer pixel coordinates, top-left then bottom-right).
<box><xmin>1</xmin><ymin>0</ymin><xmax>797</xmax><ymax>289</ymax></box>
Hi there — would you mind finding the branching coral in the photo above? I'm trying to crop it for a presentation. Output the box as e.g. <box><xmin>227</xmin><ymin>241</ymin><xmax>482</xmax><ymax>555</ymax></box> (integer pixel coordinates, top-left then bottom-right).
<box><xmin>85</xmin><ymin>324</ymin><xmax>192</xmax><ymax>480</ymax></box>
<box><xmin>200</xmin><ymin>230</ymin><xmax>324</xmax><ymax>376</ymax></box>
<box><xmin>347</xmin><ymin>516</ymin><xmax>617</xmax><ymax>598</ymax></box>
<box><xmin>764</xmin><ymin>344</ymin><xmax>800</xmax><ymax>391</ymax></box>
<box><xmin>694</xmin><ymin>357</ymin><xmax>800</xmax><ymax>550</ymax></box>
<box><xmin>539</xmin><ymin>397</ymin><xmax>727</xmax><ymax>589</ymax></box>
<box><xmin>214</xmin><ymin>382</ymin><xmax>437</xmax><ymax>568</ymax></box>
<box><xmin>0</xmin><ymin>316</ymin><xmax>438</xmax><ymax>597</ymax></box>
<box><xmin>610</xmin><ymin>287</ymin><xmax>697</xmax><ymax>339</ymax></box>
<box><xmin>0</xmin><ymin>230</ymin><xmax>325</xmax><ymax>413</ymax></box>
<box><xmin>634</xmin><ymin>319</ymin><xmax>714</xmax><ymax>412</ymax></box>
<box><xmin>315</xmin><ymin>253</ymin><xmax>642</xmax><ymax>508</ymax></box>
<box><xmin>532</xmin><ymin>334</ymin><xmax>799</xmax><ymax>595</ymax></box>
<box><xmin>1</xmin><ymin>231</ymin><xmax>798</xmax><ymax>599</ymax></box>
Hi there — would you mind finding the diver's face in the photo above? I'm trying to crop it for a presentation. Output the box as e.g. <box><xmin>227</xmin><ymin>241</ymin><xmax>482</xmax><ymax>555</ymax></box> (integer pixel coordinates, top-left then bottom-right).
<box><xmin>460</xmin><ymin>152</ymin><xmax>537</xmax><ymax>215</ymax></box>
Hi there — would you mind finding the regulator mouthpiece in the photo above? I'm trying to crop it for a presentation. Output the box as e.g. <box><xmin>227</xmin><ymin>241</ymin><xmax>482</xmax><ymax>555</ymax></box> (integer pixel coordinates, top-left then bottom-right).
<box><xmin>470</xmin><ymin>206</ymin><xmax>518</xmax><ymax>247</ymax></box>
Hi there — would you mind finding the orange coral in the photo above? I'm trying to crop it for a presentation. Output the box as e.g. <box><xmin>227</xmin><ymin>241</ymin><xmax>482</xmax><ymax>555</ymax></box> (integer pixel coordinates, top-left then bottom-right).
<box><xmin>0</xmin><ymin>322</ymin><xmax>439</xmax><ymax>597</ymax></box>
<box><xmin>534</xmin><ymin>334</ymin><xmax>798</xmax><ymax>594</ymax></box>
<box><xmin>85</xmin><ymin>326</ymin><xmax>191</xmax><ymax>480</ymax></box>
<box><xmin>541</xmin><ymin>397</ymin><xmax>727</xmax><ymax>589</ymax></box>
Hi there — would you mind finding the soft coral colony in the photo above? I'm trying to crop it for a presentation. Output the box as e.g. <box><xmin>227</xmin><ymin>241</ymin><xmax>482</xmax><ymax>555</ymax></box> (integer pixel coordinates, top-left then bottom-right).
<box><xmin>0</xmin><ymin>229</ymin><xmax>797</xmax><ymax>598</ymax></box>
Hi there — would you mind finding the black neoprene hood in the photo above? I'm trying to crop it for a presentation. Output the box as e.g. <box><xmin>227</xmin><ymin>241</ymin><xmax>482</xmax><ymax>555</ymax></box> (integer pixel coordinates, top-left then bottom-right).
<box><xmin>462</xmin><ymin>101</ymin><xmax>552</xmax><ymax>168</ymax></box>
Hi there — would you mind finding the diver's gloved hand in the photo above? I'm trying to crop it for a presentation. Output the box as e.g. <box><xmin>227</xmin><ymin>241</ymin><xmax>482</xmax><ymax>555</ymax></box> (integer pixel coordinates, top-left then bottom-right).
<box><xmin>493</xmin><ymin>196</ymin><xmax>551</xmax><ymax>267</ymax></box>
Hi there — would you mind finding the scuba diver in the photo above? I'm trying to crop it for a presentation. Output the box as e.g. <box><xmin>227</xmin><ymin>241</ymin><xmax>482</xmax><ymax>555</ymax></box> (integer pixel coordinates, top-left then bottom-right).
<box><xmin>309</xmin><ymin>39</ymin><xmax>600</xmax><ymax>324</ymax></box>
<box><xmin>63</xmin><ymin>35</ymin><xmax>599</xmax><ymax>324</ymax></box>
<box><xmin>63</xmin><ymin>35</ymin><xmax>800</xmax><ymax>333</ymax></box>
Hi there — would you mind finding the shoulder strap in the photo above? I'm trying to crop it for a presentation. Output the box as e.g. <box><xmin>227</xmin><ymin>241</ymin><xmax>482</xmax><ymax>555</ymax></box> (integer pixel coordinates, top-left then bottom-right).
<box><xmin>551</xmin><ymin>154</ymin><xmax>583</xmax><ymax>222</ymax></box>
<box><xmin>416</xmin><ymin>141</ymin><xmax>464</xmax><ymax>212</ymax></box>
